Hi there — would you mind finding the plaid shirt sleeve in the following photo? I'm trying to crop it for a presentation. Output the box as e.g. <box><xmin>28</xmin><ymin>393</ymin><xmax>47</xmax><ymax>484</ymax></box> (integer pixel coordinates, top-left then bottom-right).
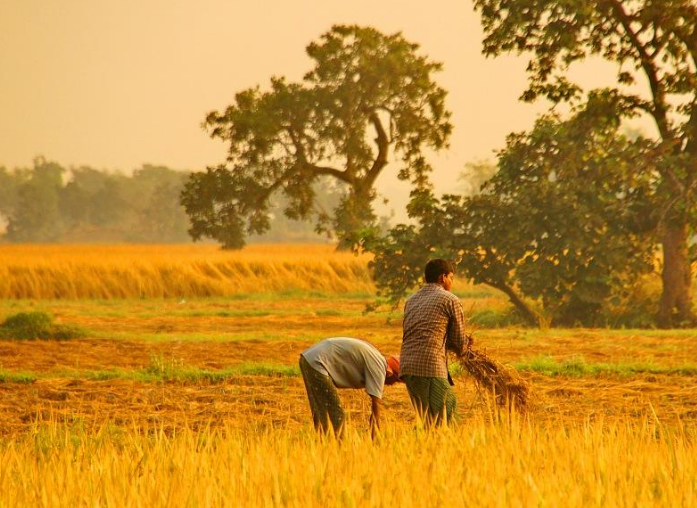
<box><xmin>445</xmin><ymin>298</ymin><xmax>468</xmax><ymax>357</ymax></box>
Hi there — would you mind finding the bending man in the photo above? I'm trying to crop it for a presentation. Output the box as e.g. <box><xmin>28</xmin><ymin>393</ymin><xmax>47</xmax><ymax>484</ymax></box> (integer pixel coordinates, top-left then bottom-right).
<box><xmin>299</xmin><ymin>337</ymin><xmax>401</xmax><ymax>438</ymax></box>
<box><xmin>400</xmin><ymin>259</ymin><xmax>471</xmax><ymax>426</ymax></box>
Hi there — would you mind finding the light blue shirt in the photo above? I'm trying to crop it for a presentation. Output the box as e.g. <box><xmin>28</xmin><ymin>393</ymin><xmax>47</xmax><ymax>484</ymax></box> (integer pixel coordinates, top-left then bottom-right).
<box><xmin>301</xmin><ymin>337</ymin><xmax>387</xmax><ymax>398</ymax></box>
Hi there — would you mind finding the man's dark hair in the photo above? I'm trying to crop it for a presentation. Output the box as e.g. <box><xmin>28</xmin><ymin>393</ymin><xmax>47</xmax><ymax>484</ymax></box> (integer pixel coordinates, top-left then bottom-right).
<box><xmin>424</xmin><ymin>259</ymin><xmax>455</xmax><ymax>283</ymax></box>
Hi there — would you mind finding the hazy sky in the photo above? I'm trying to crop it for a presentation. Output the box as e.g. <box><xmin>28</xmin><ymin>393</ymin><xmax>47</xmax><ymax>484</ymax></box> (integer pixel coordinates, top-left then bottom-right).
<box><xmin>0</xmin><ymin>0</ymin><xmax>640</xmax><ymax>214</ymax></box>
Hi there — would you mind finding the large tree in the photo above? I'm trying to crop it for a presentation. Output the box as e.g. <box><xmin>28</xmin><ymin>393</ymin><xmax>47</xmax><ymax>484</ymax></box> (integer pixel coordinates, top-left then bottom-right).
<box><xmin>473</xmin><ymin>0</ymin><xmax>697</xmax><ymax>326</ymax></box>
<box><xmin>368</xmin><ymin>99</ymin><xmax>657</xmax><ymax>327</ymax></box>
<box><xmin>181</xmin><ymin>25</ymin><xmax>452</xmax><ymax>249</ymax></box>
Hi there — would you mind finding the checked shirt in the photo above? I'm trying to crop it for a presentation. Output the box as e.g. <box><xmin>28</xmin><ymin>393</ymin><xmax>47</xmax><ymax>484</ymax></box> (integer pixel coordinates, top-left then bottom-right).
<box><xmin>400</xmin><ymin>283</ymin><xmax>469</xmax><ymax>379</ymax></box>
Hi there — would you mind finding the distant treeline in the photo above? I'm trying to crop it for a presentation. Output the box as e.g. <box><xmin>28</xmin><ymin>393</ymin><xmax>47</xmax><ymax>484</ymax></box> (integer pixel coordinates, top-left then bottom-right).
<box><xmin>0</xmin><ymin>158</ymin><xmax>334</xmax><ymax>244</ymax></box>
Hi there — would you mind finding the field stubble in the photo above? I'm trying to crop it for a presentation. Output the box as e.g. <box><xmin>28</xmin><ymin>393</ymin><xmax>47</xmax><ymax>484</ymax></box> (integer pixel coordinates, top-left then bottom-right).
<box><xmin>2</xmin><ymin>244</ymin><xmax>697</xmax><ymax>506</ymax></box>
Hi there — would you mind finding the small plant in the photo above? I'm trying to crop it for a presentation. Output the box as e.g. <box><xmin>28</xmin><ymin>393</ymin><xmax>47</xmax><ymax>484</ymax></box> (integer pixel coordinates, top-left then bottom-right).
<box><xmin>0</xmin><ymin>311</ymin><xmax>88</xmax><ymax>341</ymax></box>
<box><xmin>145</xmin><ymin>353</ymin><xmax>185</xmax><ymax>379</ymax></box>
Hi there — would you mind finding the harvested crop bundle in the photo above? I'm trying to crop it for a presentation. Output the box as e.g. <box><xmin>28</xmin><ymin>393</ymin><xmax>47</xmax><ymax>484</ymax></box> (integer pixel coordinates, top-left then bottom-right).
<box><xmin>456</xmin><ymin>346</ymin><xmax>530</xmax><ymax>411</ymax></box>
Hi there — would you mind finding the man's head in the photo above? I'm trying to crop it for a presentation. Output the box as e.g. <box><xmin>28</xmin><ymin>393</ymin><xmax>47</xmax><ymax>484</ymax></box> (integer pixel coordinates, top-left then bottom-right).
<box><xmin>424</xmin><ymin>258</ymin><xmax>455</xmax><ymax>291</ymax></box>
<box><xmin>385</xmin><ymin>355</ymin><xmax>402</xmax><ymax>385</ymax></box>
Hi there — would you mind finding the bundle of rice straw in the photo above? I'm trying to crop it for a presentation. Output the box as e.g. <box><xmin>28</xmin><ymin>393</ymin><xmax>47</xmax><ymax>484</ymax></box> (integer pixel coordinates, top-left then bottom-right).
<box><xmin>456</xmin><ymin>347</ymin><xmax>530</xmax><ymax>412</ymax></box>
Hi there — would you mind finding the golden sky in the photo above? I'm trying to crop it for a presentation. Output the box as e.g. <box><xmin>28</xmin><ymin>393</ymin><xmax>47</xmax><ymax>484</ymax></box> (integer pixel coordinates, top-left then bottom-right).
<box><xmin>0</xmin><ymin>0</ymin><xmax>646</xmax><ymax>212</ymax></box>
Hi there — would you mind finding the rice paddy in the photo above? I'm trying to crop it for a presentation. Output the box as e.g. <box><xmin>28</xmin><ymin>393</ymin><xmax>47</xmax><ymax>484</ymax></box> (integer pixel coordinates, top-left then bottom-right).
<box><xmin>1</xmin><ymin>244</ymin><xmax>696</xmax><ymax>507</ymax></box>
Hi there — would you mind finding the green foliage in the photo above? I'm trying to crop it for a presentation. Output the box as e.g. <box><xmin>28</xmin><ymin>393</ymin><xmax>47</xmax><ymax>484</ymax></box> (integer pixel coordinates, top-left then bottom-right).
<box><xmin>0</xmin><ymin>368</ymin><xmax>37</xmax><ymax>383</ymax></box>
<box><xmin>472</xmin><ymin>0</ymin><xmax>697</xmax><ymax>326</ymax></box>
<box><xmin>127</xmin><ymin>165</ymin><xmax>193</xmax><ymax>242</ymax></box>
<box><xmin>5</xmin><ymin>157</ymin><xmax>65</xmax><ymax>242</ymax></box>
<box><xmin>366</xmin><ymin>106</ymin><xmax>656</xmax><ymax>327</ymax></box>
<box><xmin>366</xmin><ymin>1</ymin><xmax>697</xmax><ymax>327</ymax></box>
<box><xmin>0</xmin><ymin>166</ymin><xmax>22</xmax><ymax>226</ymax></box>
<box><xmin>250</xmin><ymin>178</ymin><xmax>345</xmax><ymax>244</ymax></box>
<box><xmin>469</xmin><ymin>308</ymin><xmax>525</xmax><ymax>329</ymax></box>
<box><xmin>1</xmin><ymin>312</ymin><xmax>53</xmax><ymax>339</ymax></box>
<box><xmin>0</xmin><ymin>160</ymin><xmax>194</xmax><ymax>244</ymax></box>
<box><xmin>182</xmin><ymin>24</ymin><xmax>452</xmax><ymax>249</ymax></box>
<box><xmin>0</xmin><ymin>312</ymin><xmax>87</xmax><ymax>341</ymax></box>
<box><xmin>0</xmin><ymin>158</ymin><xmax>337</xmax><ymax>245</ymax></box>
<box><xmin>515</xmin><ymin>356</ymin><xmax>697</xmax><ymax>377</ymax></box>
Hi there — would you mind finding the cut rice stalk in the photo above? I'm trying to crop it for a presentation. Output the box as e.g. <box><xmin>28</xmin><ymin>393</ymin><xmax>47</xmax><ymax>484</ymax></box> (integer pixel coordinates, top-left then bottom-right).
<box><xmin>457</xmin><ymin>348</ymin><xmax>530</xmax><ymax>412</ymax></box>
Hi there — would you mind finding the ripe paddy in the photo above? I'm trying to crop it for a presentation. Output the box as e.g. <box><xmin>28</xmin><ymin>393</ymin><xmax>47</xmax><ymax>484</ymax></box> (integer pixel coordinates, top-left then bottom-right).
<box><xmin>1</xmin><ymin>245</ymin><xmax>697</xmax><ymax>506</ymax></box>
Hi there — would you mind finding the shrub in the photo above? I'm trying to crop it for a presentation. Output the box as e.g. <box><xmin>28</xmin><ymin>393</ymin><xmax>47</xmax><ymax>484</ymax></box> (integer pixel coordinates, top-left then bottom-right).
<box><xmin>469</xmin><ymin>308</ymin><xmax>526</xmax><ymax>328</ymax></box>
<box><xmin>0</xmin><ymin>311</ymin><xmax>87</xmax><ymax>340</ymax></box>
<box><xmin>51</xmin><ymin>324</ymin><xmax>89</xmax><ymax>340</ymax></box>
<box><xmin>0</xmin><ymin>312</ymin><xmax>53</xmax><ymax>339</ymax></box>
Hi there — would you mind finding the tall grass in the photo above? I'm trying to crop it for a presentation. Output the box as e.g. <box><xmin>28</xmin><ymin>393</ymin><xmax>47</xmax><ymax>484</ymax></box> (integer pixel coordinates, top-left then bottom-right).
<box><xmin>0</xmin><ymin>418</ymin><xmax>694</xmax><ymax>507</ymax></box>
<box><xmin>0</xmin><ymin>244</ymin><xmax>375</xmax><ymax>299</ymax></box>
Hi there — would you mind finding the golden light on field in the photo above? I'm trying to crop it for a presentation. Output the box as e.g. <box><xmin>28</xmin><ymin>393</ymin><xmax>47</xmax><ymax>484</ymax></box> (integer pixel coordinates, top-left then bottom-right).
<box><xmin>0</xmin><ymin>244</ymin><xmax>375</xmax><ymax>299</ymax></box>
<box><xmin>1</xmin><ymin>244</ymin><xmax>696</xmax><ymax>507</ymax></box>
<box><xmin>1</xmin><ymin>418</ymin><xmax>694</xmax><ymax>507</ymax></box>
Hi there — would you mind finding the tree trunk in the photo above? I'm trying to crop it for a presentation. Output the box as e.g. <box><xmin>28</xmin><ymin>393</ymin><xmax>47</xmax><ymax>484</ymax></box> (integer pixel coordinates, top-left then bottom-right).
<box><xmin>491</xmin><ymin>282</ymin><xmax>541</xmax><ymax>328</ymax></box>
<box><xmin>333</xmin><ymin>185</ymin><xmax>377</xmax><ymax>250</ymax></box>
<box><xmin>657</xmin><ymin>221</ymin><xmax>696</xmax><ymax>328</ymax></box>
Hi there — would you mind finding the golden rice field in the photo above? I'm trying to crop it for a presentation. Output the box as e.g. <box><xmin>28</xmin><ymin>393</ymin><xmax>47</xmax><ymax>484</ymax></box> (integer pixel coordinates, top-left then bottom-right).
<box><xmin>1</xmin><ymin>244</ymin><xmax>697</xmax><ymax>507</ymax></box>
<box><xmin>3</xmin><ymin>418</ymin><xmax>696</xmax><ymax>507</ymax></box>
<box><xmin>0</xmin><ymin>244</ymin><xmax>375</xmax><ymax>299</ymax></box>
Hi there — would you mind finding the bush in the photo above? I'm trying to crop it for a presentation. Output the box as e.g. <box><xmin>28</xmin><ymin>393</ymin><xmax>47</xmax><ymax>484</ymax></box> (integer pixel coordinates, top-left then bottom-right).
<box><xmin>51</xmin><ymin>324</ymin><xmax>89</xmax><ymax>340</ymax></box>
<box><xmin>469</xmin><ymin>308</ymin><xmax>526</xmax><ymax>328</ymax></box>
<box><xmin>1</xmin><ymin>312</ymin><xmax>53</xmax><ymax>339</ymax></box>
<box><xmin>0</xmin><ymin>311</ymin><xmax>87</xmax><ymax>340</ymax></box>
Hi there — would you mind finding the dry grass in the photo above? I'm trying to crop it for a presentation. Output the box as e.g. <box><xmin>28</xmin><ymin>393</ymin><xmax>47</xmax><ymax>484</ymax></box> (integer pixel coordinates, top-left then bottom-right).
<box><xmin>2</xmin><ymin>291</ymin><xmax>697</xmax><ymax>435</ymax></box>
<box><xmin>2</xmin><ymin>245</ymin><xmax>697</xmax><ymax>505</ymax></box>
<box><xmin>1</xmin><ymin>417</ymin><xmax>695</xmax><ymax>507</ymax></box>
<box><xmin>457</xmin><ymin>347</ymin><xmax>530</xmax><ymax>411</ymax></box>
<box><xmin>0</xmin><ymin>244</ymin><xmax>375</xmax><ymax>299</ymax></box>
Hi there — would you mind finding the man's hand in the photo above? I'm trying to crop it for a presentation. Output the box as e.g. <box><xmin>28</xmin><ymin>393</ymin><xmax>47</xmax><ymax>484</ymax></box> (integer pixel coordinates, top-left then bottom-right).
<box><xmin>369</xmin><ymin>395</ymin><xmax>382</xmax><ymax>440</ymax></box>
<box><xmin>466</xmin><ymin>333</ymin><xmax>475</xmax><ymax>349</ymax></box>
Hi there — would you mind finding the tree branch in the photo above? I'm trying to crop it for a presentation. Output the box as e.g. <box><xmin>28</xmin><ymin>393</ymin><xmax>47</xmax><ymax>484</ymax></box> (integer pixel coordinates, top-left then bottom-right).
<box><xmin>306</xmin><ymin>163</ymin><xmax>354</xmax><ymax>184</ymax></box>
<box><xmin>604</xmin><ymin>0</ymin><xmax>672</xmax><ymax>140</ymax></box>
<box><xmin>603</xmin><ymin>0</ymin><xmax>686</xmax><ymax>194</ymax></box>
<box><xmin>285</xmin><ymin>126</ymin><xmax>353</xmax><ymax>184</ymax></box>
<box><xmin>487</xmin><ymin>279</ymin><xmax>541</xmax><ymax>327</ymax></box>
<box><xmin>364</xmin><ymin>112</ymin><xmax>390</xmax><ymax>189</ymax></box>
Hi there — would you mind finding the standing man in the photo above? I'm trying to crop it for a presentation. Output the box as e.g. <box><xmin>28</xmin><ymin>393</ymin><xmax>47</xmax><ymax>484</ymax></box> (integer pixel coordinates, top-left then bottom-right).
<box><xmin>400</xmin><ymin>259</ymin><xmax>471</xmax><ymax>426</ymax></box>
<box><xmin>299</xmin><ymin>337</ymin><xmax>401</xmax><ymax>438</ymax></box>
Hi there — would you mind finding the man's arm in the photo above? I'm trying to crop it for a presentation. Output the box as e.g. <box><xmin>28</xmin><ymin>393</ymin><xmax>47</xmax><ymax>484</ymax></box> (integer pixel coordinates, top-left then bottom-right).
<box><xmin>369</xmin><ymin>395</ymin><xmax>382</xmax><ymax>439</ymax></box>
<box><xmin>446</xmin><ymin>298</ymin><xmax>471</xmax><ymax>356</ymax></box>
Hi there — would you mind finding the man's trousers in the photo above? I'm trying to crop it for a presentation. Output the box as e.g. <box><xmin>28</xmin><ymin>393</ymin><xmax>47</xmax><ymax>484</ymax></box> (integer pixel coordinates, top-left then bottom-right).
<box><xmin>402</xmin><ymin>375</ymin><xmax>457</xmax><ymax>426</ymax></box>
<box><xmin>299</xmin><ymin>354</ymin><xmax>345</xmax><ymax>435</ymax></box>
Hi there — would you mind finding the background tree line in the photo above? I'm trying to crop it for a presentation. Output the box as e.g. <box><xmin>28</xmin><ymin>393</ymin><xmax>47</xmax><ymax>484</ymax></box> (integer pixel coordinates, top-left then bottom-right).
<box><xmin>0</xmin><ymin>157</ymin><xmax>337</xmax><ymax>244</ymax></box>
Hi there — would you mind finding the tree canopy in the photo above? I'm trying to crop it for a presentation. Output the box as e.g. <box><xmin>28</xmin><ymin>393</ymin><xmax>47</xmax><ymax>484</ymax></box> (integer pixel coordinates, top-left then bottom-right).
<box><xmin>472</xmin><ymin>0</ymin><xmax>697</xmax><ymax>326</ymax></box>
<box><xmin>0</xmin><ymin>159</ymin><xmax>190</xmax><ymax>243</ymax></box>
<box><xmin>368</xmin><ymin>99</ymin><xmax>658</xmax><ymax>326</ymax></box>
<box><xmin>181</xmin><ymin>25</ymin><xmax>452</xmax><ymax>249</ymax></box>
<box><xmin>0</xmin><ymin>158</ymin><xmax>343</xmax><ymax>245</ymax></box>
